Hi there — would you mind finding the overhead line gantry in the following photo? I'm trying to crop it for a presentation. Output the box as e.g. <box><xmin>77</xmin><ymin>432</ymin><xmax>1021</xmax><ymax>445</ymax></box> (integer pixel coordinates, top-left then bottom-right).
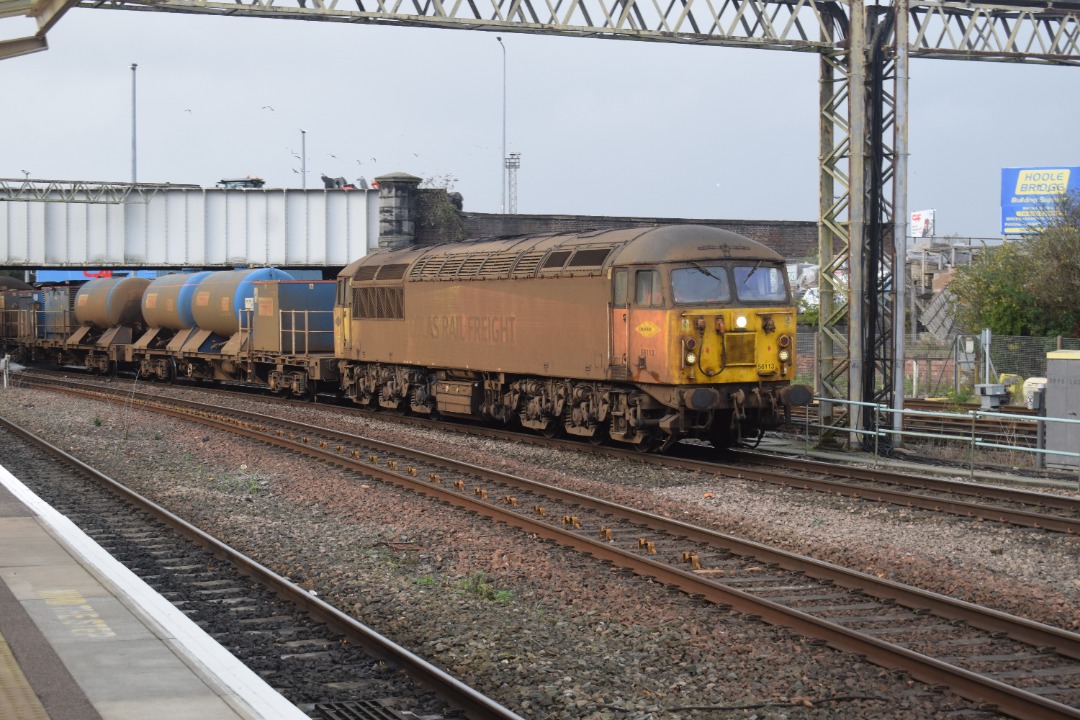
<box><xmin>5</xmin><ymin>0</ymin><xmax>1080</xmax><ymax>443</ymax></box>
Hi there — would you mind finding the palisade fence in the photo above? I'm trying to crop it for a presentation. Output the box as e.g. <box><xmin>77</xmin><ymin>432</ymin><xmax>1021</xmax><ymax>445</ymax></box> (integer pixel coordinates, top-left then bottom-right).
<box><xmin>794</xmin><ymin>331</ymin><xmax>1080</xmax><ymax>400</ymax></box>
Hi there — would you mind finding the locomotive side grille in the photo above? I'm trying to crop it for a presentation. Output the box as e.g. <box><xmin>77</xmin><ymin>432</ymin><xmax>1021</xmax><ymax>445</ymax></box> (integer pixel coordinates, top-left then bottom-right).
<box><xmin>511</xmin><ymin>251</ymin><xmax>546</xmax><ymax>277</ymax></box>
<box><xmin>724</xmin><ymin>333</ymin><xmax>756</xmax><ymax>365</ymax></box>
<box><xmin>353</xmin><ymin>287</ymin><xmax>404</xmax><ymax>319</ymax></box>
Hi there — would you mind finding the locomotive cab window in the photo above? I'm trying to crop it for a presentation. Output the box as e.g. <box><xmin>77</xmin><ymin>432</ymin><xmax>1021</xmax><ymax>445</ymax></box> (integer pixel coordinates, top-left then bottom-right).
<box><xmin>671</xmin><ymin>264</ymin><xmax>731</xmax><ymax>304</ymax></box>
<box><xmin>613</xmin><ymin>269</ymin><xmax>628</xmax><ymax>308</ymax></box>
<box><xmin>734</xmin><ymin>264</ymin><xmax>789</xmax><ymax>303</ymax></box>
<box><xmin>635</xmin><ymin>269</ymin><xmax>663</xmax><ymax>307</ymax></box>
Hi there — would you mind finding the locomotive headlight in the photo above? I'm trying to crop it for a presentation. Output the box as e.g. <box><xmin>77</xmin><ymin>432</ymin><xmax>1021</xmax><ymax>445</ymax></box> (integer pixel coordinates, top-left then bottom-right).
<box><xmin>735</xmin><ymin>315</ymin><xmax>748</xmax><ymax>329</ymax></box>
<box><xmin>778</xmin><ymin>349</ymin><xmax>791</xmax><ymax>362</ymax></box>
<box><xmin>685</xmin><ymin>352</ymin><xmax>697</xmax><ymax>365</ymax></box>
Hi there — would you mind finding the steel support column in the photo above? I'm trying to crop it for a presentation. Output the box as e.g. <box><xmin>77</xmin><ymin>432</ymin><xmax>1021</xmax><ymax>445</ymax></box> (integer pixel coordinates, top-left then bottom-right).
<box><xmin>818</xmin><ymin>0</ymin><xmax>904</xmax><ymax>447</ymax></box>
<box><xmin>892</xmin><ymin>0</ymin><xmax>910</xmax><ymax>443</ymax></box>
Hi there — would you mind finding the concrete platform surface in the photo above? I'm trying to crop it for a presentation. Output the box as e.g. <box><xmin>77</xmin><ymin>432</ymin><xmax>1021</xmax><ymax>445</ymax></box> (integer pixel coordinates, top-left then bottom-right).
<box><xmin>0</xmin><ymin>463</ymin><xmax>309</xmax><ymax>720</ymax></box>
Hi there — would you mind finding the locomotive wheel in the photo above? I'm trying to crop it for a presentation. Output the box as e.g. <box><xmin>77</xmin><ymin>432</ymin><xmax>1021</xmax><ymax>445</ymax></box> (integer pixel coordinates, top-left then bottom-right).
<box><xmin>587</xmin><ymin>420</ymin><xmax>609</xmax><ymax>446</ymax></box>
<box><xmin>541</xmin><ymin>417</ymin><xmax>564</xmax><ymax>439</ymax></box>
<box><xmin>634</xmin><ymin>433</ymin><xmax>661</xmax><ymax>454</ymax></box>
<box><xmin>709</xmin><ymin>415</ymin><xmax>739</xmax><ymax>450</ymax></box>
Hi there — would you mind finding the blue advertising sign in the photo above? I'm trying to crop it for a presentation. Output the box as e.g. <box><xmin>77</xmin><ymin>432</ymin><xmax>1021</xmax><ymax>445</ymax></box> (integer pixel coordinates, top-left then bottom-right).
<box><xmin>1001</xmin><ymin>166</ymin><xmax>1080</xmax><ymax>236</ymax></box>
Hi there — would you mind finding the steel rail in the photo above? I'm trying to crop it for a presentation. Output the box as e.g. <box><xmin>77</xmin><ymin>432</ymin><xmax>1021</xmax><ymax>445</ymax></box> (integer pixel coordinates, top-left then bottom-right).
<box><xmin>22</xmin><ymin>377</ymin><xmax>1080</xmax><ymax>719</ymax></box>
<box><xmin>0</xmin><ymin>414</ymin><xmax>526</xmax><ymax>720</ymax></box>
<box><xmin>19</xmin><ymin>371</ymin><xmax>1080</xmax><ymax>532</ymax></box>
<box><xmin>732</xmin><ymin>449</ymin><xmax>1080</xmax><ymax>513</ymax></box>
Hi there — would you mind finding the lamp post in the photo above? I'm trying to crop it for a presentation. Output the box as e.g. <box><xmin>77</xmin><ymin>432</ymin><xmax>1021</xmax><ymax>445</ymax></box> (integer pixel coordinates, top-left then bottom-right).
<box><xmin>130</xmin><ymin>63</ymin><xmax>138</xmax><ymax>184</ymax></box>
<box><xmin>497</xmin><ymin>36</ymin><xmax>506</xmax><ymax>214</ymax></box>
<box><xmin>300</xmin><ymin>129</ymin><xmax>307</xmax><ymax>190</ymax></box>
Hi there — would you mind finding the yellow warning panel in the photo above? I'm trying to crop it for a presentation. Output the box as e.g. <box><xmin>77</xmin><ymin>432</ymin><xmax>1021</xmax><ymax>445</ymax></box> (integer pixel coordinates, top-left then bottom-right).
<box><xmin>0</xmin><ymin>632</ymin><xmax>50</xmax><ymax>720</ymax></box>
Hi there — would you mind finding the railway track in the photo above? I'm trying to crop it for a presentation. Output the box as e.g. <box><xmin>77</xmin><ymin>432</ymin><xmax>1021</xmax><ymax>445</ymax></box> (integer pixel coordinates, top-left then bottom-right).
<box><xmin>21</xmin><ymin>370</ymin><xmax>1080</xmax><ymax>534</ymax></box>
<box><xmin>312</xmin><ymin>381</ymin><xmax>1076</xmax><ymax>533</ymax></box>
<box><xmin>0</xmin><ymin>414</ymin><xmax>523</xmax><ymax>720</ymax></box>
<box><xmin>18</xmin><ymin>375</ymin><xmax>1080</xmax><ymax>719</ymax></box>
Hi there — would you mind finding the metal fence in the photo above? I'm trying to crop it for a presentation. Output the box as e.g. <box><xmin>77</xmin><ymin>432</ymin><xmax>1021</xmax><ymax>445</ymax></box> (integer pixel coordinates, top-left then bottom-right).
<box><xmin>795</xmin><ymin>330</ymin><xmax>1080</xmax><ymax>399</ymax></box>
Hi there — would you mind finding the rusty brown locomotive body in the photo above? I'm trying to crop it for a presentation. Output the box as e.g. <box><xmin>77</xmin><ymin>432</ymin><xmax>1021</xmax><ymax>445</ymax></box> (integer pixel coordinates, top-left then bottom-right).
<box><xmin>0</xmin><ymin>225</ymin><xmax>810</xmax><ymax>450</ymax></box>
<box><xmin>336</xmin><ymin>225</ymin><xmax>809</xmax><ymax>449</ymax></box>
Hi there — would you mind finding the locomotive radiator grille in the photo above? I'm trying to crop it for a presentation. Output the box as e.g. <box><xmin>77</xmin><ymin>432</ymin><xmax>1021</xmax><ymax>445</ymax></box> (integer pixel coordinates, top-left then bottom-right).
<box><xmin>724</xmin><ymin>333</ymin><xmax>756</xmax><ymax>366</ymax></box>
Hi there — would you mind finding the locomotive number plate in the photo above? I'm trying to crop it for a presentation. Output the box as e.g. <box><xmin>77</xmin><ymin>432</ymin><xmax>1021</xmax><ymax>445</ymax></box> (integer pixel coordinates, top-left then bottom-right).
<box><xmin>756</xmin><ymin>362</ymin><xmax>777</xmax><ymax>373</ymax></box>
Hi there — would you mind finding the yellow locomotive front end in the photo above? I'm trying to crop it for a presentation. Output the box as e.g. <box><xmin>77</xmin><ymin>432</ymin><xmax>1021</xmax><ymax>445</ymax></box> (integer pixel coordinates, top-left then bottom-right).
<box><xmin>612</xmin><ymin>228</ymin><xmax>811</xmax><ymax>448</ymax></box>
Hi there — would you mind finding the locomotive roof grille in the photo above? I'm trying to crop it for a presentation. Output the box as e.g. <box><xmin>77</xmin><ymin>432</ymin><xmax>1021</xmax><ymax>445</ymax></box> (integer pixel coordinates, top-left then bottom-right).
<box><xmin>410</xmin><ymin>255</ymin><xmax>447</xmax><ymax>279</ymax></box>
<box><xmin>511</xmin><ymin>252</ymin><xmax>546</xmax><ymax>278</ymax></box>
<box><xmin>401</xmin><ymin>243</ymin><xmax>619</xmax><ymax>282</ymax></box>
<box><xmin>479</xmin><ymin>254</ymin><xmax>517</xmax><ymax>276</ymax></box>
<box><xmin>377</xmin><ymin>263</ymin><xmax>410</xmax><ymax>281</ymax></box>
<box><xmin>567</xmin><ymin>248</ymin><xmax>612</xmax><ymax>267</ymax></box>
<box><xmin>541</xmin><ymin>251</ymin><xmax>572</xmax><ymax>271</ymax></box>
<box><xmin>457</xmin><ymin>255</ymin><xmax>487</xmax><ymax>276</ymax></box>
<box><xmin>439</xmin><ymin>255</ymin><xmax>470</xmax><ymax>276</ymax></box>
<box><xmin>387</xmin><ymin>226</ymin><xmax>775</xmax><ymax>284</ymax></box>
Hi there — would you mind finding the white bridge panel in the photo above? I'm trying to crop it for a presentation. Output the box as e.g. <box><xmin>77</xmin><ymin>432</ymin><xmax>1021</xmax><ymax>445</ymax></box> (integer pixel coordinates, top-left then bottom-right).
<box><xmin>0</xmin><ymin>187</ymin><xmax>379</xmax><ymax>269</ymax></box>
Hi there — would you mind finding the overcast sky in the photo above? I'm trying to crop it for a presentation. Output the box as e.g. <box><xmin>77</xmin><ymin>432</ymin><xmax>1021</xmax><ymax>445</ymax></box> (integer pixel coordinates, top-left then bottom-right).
<box><xmin>2</xmin><ymin>8</ymin><xmax>1076</xmax><ymax>243</ymax></box>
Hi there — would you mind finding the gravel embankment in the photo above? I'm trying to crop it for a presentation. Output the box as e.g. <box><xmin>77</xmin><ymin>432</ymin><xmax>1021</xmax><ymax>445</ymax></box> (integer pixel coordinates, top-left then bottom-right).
<box><xmin>3</xmin><ymin>377</ymin><xmax>1078</xmax><ymax>719</ymax></box>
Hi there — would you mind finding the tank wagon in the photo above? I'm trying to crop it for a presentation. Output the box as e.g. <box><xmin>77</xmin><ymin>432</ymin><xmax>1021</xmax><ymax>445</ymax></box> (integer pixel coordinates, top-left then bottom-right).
<box><xmin>336</xmin><ymin>225</ymin><xmax>810</xmax><ymax>449</ymax></box>
<box><xmin>0</xmin><ymin>270</ymin><xmax>338</xmax><ymax>395</ymax></box>
<box><xmin>0</xmin><ymin>225</ymin><xmax>811</xmax><ymax>450</ymax></box>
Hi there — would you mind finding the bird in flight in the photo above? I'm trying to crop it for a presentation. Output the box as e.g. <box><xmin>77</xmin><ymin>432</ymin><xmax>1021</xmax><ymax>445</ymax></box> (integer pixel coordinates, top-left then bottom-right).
<box><xmin>262</xmin><ymin>106</ymin><xmax>275</xmax><ymax>111</ymax></box>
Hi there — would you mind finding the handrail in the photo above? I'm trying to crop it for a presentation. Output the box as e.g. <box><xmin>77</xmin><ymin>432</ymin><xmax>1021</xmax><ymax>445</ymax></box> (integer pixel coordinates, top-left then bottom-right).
<box><xmin>801</xmin><ymin>397</ymin><xmax>1080</xmax><ymax>486</ymax></box>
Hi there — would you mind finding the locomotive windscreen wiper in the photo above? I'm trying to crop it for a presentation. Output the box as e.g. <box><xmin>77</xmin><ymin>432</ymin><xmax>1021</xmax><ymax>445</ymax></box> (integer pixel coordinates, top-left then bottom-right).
<box><xmin>689</xmin><ymin>260</ymin><xmax>725</xmax><ymax>283</ymax></box>
<box><xmin>741</xmin><ymin>259</ymin><xmax>763</xmax><ymax>285</ymax></box>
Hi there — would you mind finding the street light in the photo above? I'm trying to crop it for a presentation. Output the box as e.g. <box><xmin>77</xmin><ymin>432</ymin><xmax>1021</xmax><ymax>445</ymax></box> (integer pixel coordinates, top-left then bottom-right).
<box><xmin>300</xmin><ymin>129</ymin><xmax>307</xmax><ymax>190</ymax></box>
<box><xmin>497</xmin><ymin>36</ymin><xmax>506</xmax><ymax>214</ymax></box>
<box><xmin>131</xmin><ymin>63</ymin><xmax>138</xmax><ymax>184</ymax></box>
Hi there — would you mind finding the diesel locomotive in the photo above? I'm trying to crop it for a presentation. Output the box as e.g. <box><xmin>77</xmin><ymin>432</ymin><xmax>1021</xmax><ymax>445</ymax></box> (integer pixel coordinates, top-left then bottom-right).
<box><xmin>0</xmin><ymin>224</ymin><xmax>811</xmax><ymax>450</ymax></box>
